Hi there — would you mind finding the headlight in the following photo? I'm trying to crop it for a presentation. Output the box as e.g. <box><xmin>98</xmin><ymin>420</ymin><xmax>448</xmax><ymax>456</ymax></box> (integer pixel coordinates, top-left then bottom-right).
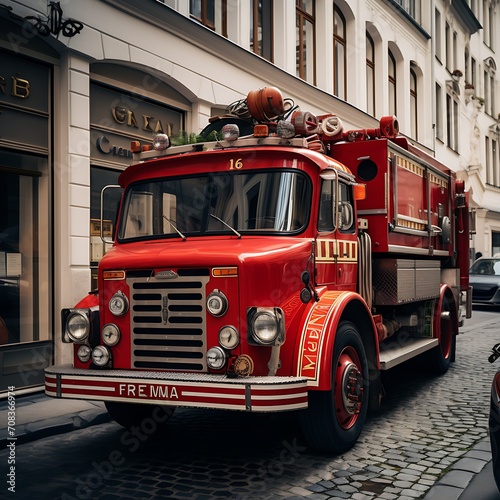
<box><xmin>92</xmin><ymin>346</ymin><xmax>111</xmax><ymax>367</ymax></box>
<box><xmin>77</xmin><ymin>345</ymin><xmax>91</xmax><ymax>363</ymax></box>
<box><xmin>219</xmin><ymin>325</ymin><xmax>239</xmax><ymax>349</ymax></box>
<box><xmin>248</xmin><ymin>307</ymin><xmax>285</xmax><ymax>346</ymax></box>
<box><xmin>206</xmin><ymin>346</ymin><xmax>227</xmax><ymax>370</ymax></box>
<box><xmin>66</xmin><ymin>311</ymin><xmax>90</xmax><ymax>343</ymax></box>
<box><xmin>207</xmin><ymin>290</ymin><xmax>228</xmax><ymax>317</ymax></box>
<box><xmin>102</xmin><ymin>323</ymin><xmax>121</xmax><ymax>346</ymax></box>
<box><xmin>109</xmin><ymin>291</ymin><xmax>129</xmax><ymax>316</ymax></box>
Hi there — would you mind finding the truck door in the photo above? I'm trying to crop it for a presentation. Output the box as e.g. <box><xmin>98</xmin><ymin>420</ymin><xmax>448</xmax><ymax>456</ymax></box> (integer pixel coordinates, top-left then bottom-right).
<box><xmin>316</xmin><ymin>176</ymin><xmax>357</xmax><ymax>289</ymax></box>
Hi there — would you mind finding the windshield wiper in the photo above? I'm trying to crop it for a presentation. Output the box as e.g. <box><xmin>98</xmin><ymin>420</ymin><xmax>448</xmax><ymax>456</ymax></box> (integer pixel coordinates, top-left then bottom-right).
<box><xmin>163</xmin><ymin>215</ymin><xmax>187</xmax><ymax>241</ymax></box>
<box><xmin>209</xmin><ymin>214</ymin><xmax>241</xmax><ymax>238</ymax></box>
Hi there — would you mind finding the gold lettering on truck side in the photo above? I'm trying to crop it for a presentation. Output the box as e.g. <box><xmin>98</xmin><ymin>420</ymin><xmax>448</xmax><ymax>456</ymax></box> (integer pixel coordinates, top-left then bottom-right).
<box><xmin>229</xmin><ymin>158</ymin><xmax>243</xmax><ymax>170</ymax></box>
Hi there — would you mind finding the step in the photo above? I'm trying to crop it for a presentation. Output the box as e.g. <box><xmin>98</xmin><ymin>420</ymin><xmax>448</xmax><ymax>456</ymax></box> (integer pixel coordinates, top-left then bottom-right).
<box><xmin>379</xmin><ymin>337</ymin><xmax>438</xmax><ymax>370</ymax></box>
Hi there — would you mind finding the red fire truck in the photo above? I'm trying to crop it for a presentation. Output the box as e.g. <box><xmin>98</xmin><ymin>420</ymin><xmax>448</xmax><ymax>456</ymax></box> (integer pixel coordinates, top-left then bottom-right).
<box><xmin>45</xmin><ymin>87</ymin><xmax>471</xmax><ymax>453</ymax></box>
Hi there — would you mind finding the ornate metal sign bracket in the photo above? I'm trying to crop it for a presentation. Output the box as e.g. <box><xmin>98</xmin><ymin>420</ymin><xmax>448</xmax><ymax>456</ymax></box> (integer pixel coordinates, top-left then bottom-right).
<box><xmin>24</xmin><ymin>1</ymin><xmax>84</xmax><ymax>38</ymax></box>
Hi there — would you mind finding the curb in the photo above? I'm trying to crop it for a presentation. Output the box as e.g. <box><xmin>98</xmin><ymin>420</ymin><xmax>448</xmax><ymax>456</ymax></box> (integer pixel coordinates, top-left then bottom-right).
<box><xmin>422</xmin><ymin>438</ymin><xmax>492</xmax><ymax>499</ymax></box>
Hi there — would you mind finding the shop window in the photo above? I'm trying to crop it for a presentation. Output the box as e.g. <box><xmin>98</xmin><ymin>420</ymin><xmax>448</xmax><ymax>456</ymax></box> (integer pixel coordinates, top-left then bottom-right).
<box><xmin>0</xmin><ymin>152</ymin><xmax>51</xmax><ymax>391</ymax></box>
<box><xmin>90</xmin><ymin>166</ymin><xmax>123</xmax><ymax>289</ymax></box>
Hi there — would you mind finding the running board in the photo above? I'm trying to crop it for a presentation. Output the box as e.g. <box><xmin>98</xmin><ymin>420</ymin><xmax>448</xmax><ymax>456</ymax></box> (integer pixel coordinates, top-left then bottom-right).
<box><xmin>379</xmin><ymin>338</ymin><xmax>438</xmax><ymax>370</ymax></box>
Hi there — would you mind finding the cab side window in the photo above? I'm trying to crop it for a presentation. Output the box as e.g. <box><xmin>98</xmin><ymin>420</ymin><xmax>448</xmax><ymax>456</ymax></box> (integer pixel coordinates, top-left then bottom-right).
<box><xmin>338</xmin><ymin>182</ymin><xmax>354</xmax><ymax>233</ymax></box>
<box><xmin>318</xmin><ymin>179</ymin><xmax>335</xmax><ymax>232</ymax></box>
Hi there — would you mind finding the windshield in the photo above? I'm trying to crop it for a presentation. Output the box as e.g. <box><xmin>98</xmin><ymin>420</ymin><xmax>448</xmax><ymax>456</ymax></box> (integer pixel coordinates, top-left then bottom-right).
<box><xmin>470</xmin><ymin>259</ymin><xmax>500</xmax><ymax>276</ymax></box>
<box><xmin>118</xmin><ymin>170</ymin><xmax>311</xmax><ymax>241</ymax></box>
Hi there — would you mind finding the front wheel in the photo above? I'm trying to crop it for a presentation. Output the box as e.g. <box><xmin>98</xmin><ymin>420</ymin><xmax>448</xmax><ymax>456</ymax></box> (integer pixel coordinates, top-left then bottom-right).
<box><xmin>105</xmin><ymin>401</ymin><xmax>175</xmax><ymax>429</ymax></box>
<box><xmin>299</xmin><ymin>321</ymin><xmax>369</xmax><ymax>453</ymax></box>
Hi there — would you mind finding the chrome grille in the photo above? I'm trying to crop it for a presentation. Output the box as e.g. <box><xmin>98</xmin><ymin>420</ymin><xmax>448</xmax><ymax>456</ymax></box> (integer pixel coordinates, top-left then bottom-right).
<box><xmin>128</xmin><ymin>270</ymin><xmax>209</xmax><ymax>371</ymax></box>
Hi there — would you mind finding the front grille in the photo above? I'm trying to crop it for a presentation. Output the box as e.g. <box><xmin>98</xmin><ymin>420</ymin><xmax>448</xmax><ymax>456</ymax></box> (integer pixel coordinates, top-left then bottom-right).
<box><xmin>128</xmin><ymin>270</ymin><xmax>209</xmax><ymax>371</ymax></box>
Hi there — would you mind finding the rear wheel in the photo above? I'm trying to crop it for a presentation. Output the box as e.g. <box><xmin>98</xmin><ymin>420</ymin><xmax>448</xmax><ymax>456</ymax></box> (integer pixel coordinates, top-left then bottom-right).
<box><xmin>105</xmin><ymin>402</ymin><xmax>175</xmax><ymax>429</ymax></box>
<box><xmin>428</xmin><ymin>295</ymin><xmax>456</xmax><ymax>375</ymax></box>
<box><xmin>300</xmin><ymin>321</ymin><xmax>369</xmax><ymax>453</ymax></box>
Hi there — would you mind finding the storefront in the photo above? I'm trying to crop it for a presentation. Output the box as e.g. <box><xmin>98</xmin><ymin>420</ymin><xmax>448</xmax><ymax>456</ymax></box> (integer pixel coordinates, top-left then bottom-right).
<box><xmin>89</xmin><ymin>65</ymin><xmax>187</xmax><ymax>289</ymax></box>
<box><xmin>0</xmin><ymin>49</ymin><xmax>52</xmax><ymax>393</ymax></box>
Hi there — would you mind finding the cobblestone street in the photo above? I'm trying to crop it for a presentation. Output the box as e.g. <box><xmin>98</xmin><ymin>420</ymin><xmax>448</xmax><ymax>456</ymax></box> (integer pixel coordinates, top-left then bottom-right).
<box><xmin>2</xmin><ymin>314</ymin><xmax>498</xmax><ymax>499</ymax></box>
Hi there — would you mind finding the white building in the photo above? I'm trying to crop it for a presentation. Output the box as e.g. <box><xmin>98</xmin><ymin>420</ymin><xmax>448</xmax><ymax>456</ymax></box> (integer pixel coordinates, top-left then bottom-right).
<box><xmin>0</xmin><ymin>0</ymin><xmax>497</xmax><ymax>392</ymax></box>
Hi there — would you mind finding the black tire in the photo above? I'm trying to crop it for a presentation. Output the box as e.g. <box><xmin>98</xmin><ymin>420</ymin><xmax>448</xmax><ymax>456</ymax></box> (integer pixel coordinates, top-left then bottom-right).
<box><xmin>427</xmin><ymin>295</ymin><xmax>456</xmax><ymax>375</ymax></box>
<box><xmin>299</xmin><ymin>321</ymin><xmax>369</xmax><ymax>453</ymax></box>
<box><xmin>105</xmin><ymin>401</ymin><xmax>175</xmax><ymax>429</ymax></box>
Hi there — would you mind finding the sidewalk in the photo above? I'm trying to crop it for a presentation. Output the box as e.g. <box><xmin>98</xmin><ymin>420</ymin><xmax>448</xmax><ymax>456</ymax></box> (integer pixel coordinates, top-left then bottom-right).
<box><xmin>0</xmin><ymin>390</ymin><xmax>110</xmax><ymax>448</ymax></box>
<box><xmin>423</xmin><ymin>437</ymin><xmax>496</xmax><ymax>499</ymax></box>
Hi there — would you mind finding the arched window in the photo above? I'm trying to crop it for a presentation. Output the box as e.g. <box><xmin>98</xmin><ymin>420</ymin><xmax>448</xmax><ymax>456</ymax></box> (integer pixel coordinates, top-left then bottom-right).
<box><xmin>333</xmin><ymin>6</ymin><xmax>346</xmax><ymax>100</ymax></box>
<box><xmin>366</xmin><ymin>32</ymin><xmax>375</xmax><ymax>116</ymax></box>
<box><xmin>410</xmin><ymin>67</ymin><xmax>418</xmax><ymax>139</ymax></box>
<box><xmin>388</xmin><ymin>50</ymin><xmax>397</xmax><ymax>116</ymax></box>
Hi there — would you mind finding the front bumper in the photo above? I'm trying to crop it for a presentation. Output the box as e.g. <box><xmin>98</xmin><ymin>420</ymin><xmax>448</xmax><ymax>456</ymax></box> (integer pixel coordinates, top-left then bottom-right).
<box><xmin>45</xmin><ymin>365</ymin><xmax>309</xmax><ymax>412</ymax></box>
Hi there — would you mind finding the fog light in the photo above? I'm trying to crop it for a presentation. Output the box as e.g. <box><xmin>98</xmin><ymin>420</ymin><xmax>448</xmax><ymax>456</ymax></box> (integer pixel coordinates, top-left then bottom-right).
<box><xmin>109</xmin><ymin>291</ymin><xmax>129</xmax><ymax>317</ymax></box>
<box><xmin>92</xmin><ymin>346</ymin><xmax>111</xmax><ymax>367</ymax></box>
<box><xmin>206</xmin><ymin>346</ymin><xmax>226</xmax><ymax>370</ymax></box>
<box><xmin>77</xmin><ymin>345</ymin><xmax>91</xmax><ymax>363</ymax></box>
<box><xmin>102</xmin><ymin>323</ymin><xmax>120</xmax><ymax>346</ymax></box>
<box><xmin>207</xmin><ymin>290</ymin><xmax>228</xmax><ymax>317</ymax></box>
<box><xmin>219</xmin><ymin>325</ymin><xmax>239</xmax><ymax>349</ymax></box>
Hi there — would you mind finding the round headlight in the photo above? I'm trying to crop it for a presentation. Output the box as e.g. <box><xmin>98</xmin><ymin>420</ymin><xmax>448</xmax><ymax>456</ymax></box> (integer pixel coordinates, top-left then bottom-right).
<box><xmin>206</xmin><ymin>346</ymin><xmax>227</xmax><ymax>370</ymax></box>
<box><xmin>109</xmin><ymin>292</ymin><xmax>129</xmax><ymax>316</ymax></box>
<box><xmin>219</xmin><ymin>325</ymin><xmax>239</xmax><ymax>350</ymax></box>
<box><xmin>77</xmin><ymin>345</ymin><xmax>91</xmax><ymax>363</ymax></box>
<box><xmin>66</xmin><ymin>312</ymin><xmax>90</xmax><ymax>342</ymax></box>
<box><xmin>102</xmin><ymin>323</ymin><xmax>121</xmax><ymax>346</ymax></box>
<box><xmin>91</xmin><ymin>346</ymin><xmax>111</xmax><ymax>367</ymax></box>
<box><xmin>207</xmin><ymin>290</ymin><xmax>228</xmax><ymax>317</ymax></box>
<box><xmin>252</xmin><ymin>311</ymin><xmax>278</xmax><ymax>345</ymax></box>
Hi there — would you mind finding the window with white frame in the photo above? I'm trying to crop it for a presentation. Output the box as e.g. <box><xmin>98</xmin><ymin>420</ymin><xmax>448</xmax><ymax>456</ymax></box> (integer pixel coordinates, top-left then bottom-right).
<box><xmin>410</xmin><ymin>67</ymin><xmax>418</xmax><ymax>139</ymax></box>
<box><xmin>296</xmin><ymin>0</ymin><xmax>315</xmax><ymax>84</ymax></box>
<box><xmin>250</xmin><ymin>0</ymin><xmax>273</xmax><ymax>62</ymax></box>
<box><xmin>366</xmin><ymin>32</ymin><xmax>375</xmax><ymax>116</ymax></box>
<box><xmin>190</xmin><ymin>0</ymin><xmax>227</xmax><ymax>35</ymax></box>
<box><xmin>333</xmin><ymin>5</ymin><xmax>346</xmax><ymax>100</ymax></box>
<box><xmin>435</xmin><ymin>8</ymin><xmax>442</xmax><ymax>62</ymax></box>
<box><xmin>446</xmin><ymin>92</ymin><xmax>459</xmax><ymax>151</ymax></box>
<box><xmin>445</xmin><ymin>22</ymin><xmax>451</xmax><ymax>71</ymax></box>
<box><xmin>388</xmin><ymin>50</ymin><xmax>397</xmax><ymax>116</ymax></box>
<box><xmin>486</xmin><ymin>136</ymin><xmax>492</xmax><ymax>184</ymax></box>
<box><xmin>393</xmin><ymin>0</ymin><xmax>420</xmax><ymax>23</ymax></box>
<box><xmin>436</xmin><ymin>82</ymin><xmax>443</xmax><ymax>141</ymax></box>
<box><xmin>483</xmin><ymin>57</ymin><xmax>496</xmax><ymax>117</ymax></box>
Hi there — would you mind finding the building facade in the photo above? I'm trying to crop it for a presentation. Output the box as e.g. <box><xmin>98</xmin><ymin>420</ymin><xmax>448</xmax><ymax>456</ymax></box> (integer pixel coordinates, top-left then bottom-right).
<box><xmin>0</xmin><ymin>0</ymin><xmax>497</xmax><ymax>393</ymax></box>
